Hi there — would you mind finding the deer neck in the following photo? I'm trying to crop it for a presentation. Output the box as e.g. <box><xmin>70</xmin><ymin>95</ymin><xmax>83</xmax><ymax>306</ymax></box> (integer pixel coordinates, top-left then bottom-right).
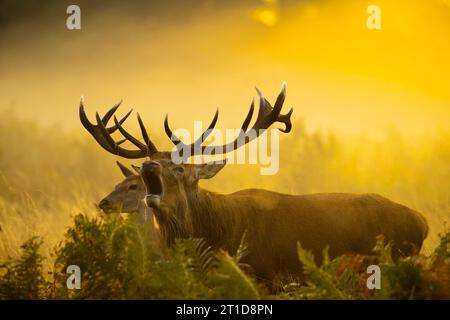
<box><xmin>155</xmin><ymin>187</ymin><xmax>245</xmax><ymax>251</ymax></box>
<box><xmin>186</xmin><ymin>188</ymin><xmax>244</xmax><ymax>251</ymax></box>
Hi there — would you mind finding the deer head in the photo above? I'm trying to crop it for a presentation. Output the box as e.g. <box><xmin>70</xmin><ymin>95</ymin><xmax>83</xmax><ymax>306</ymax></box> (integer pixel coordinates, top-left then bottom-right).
<box><xmin>98</xmin><ymin>161</ymin><xmax>145</xmax><ymax>214</ymax></box>
<box><xmin>80</xmin><ymin>83</ymin><xmax>292</xmax><ymax>241</ymax></box>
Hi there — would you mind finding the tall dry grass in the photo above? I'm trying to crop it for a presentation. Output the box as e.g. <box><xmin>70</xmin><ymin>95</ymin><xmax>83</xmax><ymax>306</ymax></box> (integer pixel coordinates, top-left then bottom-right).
<box><xmin>0</xmin><ymin>111</ymin><xmax>448</xmax><ymax>260</ymax></box>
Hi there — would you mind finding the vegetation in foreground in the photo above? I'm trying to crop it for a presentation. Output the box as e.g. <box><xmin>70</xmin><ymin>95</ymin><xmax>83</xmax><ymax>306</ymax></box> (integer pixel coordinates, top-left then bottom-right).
<box><xmin>1</xmin><ymin>113</ymin><xmax>449</xmax><ymax>260</ymax></box>
<box><xmin>0</xmin><ymin>114</ymin><xmax>449</xmax><ymax>299</ymax></box>
<box><xmin>0</xmin><ymin>214</ymin><xmax>449</xmax><ymax>300</ymax></box>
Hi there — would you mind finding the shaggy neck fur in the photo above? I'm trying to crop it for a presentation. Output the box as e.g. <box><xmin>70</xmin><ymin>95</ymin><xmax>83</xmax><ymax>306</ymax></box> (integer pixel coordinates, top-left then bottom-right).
<box><xmin>156</xmin><ymin>187</ymin><xmax>245</xmax><ymax>252</ymax></box>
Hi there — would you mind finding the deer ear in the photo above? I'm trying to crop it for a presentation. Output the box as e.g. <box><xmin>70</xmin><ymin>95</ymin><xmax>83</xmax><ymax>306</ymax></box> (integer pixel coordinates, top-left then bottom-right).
<box><xmin>195</xmin><ymin>160</ymin><xmax>227</xmax><ymax>180</ymax></box>
<box><xmin>116</xmin><ymin>161</ymin><xmax>134</xmax><ymax>177</ymax></box>
<box><xmin>131</xmin><ymin>164</ymin><xmax>140</xmax><ymax>174</ymax></box>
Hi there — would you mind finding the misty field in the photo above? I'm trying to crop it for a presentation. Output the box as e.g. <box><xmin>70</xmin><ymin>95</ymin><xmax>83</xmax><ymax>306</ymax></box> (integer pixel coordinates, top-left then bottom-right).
<box><xmin>0</xmin><ymin>112</ymin><xmax>449</xmax><ymax>299</ymax></box>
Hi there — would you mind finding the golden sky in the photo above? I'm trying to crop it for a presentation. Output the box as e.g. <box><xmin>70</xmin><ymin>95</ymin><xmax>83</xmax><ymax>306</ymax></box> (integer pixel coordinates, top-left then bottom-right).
<box><xmin>0</xmin><ymin>0</ymin><xmax>449</xmax><ymax>139</ymax></box>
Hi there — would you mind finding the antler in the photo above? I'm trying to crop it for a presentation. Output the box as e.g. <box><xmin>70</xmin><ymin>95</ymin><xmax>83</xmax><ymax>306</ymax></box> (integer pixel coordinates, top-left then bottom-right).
<box><xmin>79</xmin><ymin>97</ymin><xmax>158</xmax><ymax>158</ymax></box>
<box><xmin>164</xmin><ymin>82</ymin><xmax>292</xmax><ymax>161</ymax></box>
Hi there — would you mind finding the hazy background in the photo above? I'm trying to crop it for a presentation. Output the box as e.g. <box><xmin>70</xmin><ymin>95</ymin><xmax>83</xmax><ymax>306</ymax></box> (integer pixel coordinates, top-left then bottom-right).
<box><xmin>1</xmin><ymin>0</ymin><xmax>449</xmax><ymax>135</ymax></box>
<box><xmin>0</xmin><ymin>0</ymin><xmax>449</xmax><ymax>259</ymax></box>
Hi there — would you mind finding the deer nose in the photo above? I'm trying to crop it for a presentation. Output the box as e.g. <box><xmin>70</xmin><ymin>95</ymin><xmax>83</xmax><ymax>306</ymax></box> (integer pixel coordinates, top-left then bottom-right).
<box><xmin>141</xmin><ymin>161</ymin><xmax>161</xmax><ymax>172</ymax></box>
<box><xmin>99</xmin><ymin>199</ymin><xmax>110</xmax><ymax>210</ymax></box>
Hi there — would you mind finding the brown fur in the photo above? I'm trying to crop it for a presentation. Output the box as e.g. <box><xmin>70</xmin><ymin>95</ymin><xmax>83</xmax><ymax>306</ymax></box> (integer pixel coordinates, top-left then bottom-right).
<box><xmin>140</xmin><ymin>156</ymin><xmax>429</xmax><ymax>284</ymax></box>
<box><xmin>98</xmin><ymin>162</ymin><xmax>165</xmax><ymax>256</ymax></box>
<box><xmin>80</xmin><ymin>87</ymin><xmax>429</xmax><ymax>285</ymax></box>
<box><xmin>185</xmin><ymin>189</ymin><xmax>427</xmax><ymax>282</ymax></box>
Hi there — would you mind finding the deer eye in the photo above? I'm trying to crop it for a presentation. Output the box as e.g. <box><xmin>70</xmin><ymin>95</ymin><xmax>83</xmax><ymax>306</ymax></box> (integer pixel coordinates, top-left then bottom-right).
<box><xmin>173</xmin><ymin>166</ymin><xmax>185</xmax><ymax>176</ymax></box>
<box><xmin>129</xmin><ymin>184</ymin><xmax>138</xmax><ymax>190</ymax></box>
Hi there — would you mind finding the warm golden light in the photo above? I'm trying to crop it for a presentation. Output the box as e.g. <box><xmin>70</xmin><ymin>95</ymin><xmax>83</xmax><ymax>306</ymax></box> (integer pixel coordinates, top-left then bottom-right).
<box><xmin>251</xmin><ymin>8</ymin><xmax>278</xmax><ymax>27</ymax></box>
<box><xmin>0</xmin><ymin>0</ymin><xmax>448</xmax><ymax>269</ymax></box>
<box><xmin>0</xmin><ymin>0</ymin><xmax>448</xmax><ymax>136</ymax></box>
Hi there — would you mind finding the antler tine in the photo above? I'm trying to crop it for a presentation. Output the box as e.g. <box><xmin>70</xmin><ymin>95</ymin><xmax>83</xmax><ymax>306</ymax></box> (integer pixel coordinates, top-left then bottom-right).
<box><xmin>113</xmin><ymin>116</ymin><xmax>148</xmax><ymax>151</ymax></box>
<box><xmin>276</xmin><ymin>81</ymin><xmax>287</xmax><ymax>109</ymax></box>
<box><xmin>278</xmin><ymin>107</ymin><xmax>293</xmax><ymax>133</ymax></box>
<box><xmin>269</xmin><ymin>81</ymin><xmax>286</xmax><ymax>120</ymax></box>
<box><xmin>226</xmin><ymin>98</ymin><xmax>255</xmax><ymax>150</ymax></box>
<box><xmin>164</xmin><ymin>114</ymin><xmax>183</xmax><ymax>146</ymax></box>
<box><xmin>193</xmin><ymin>108</ymin><xmax>219</xmax><ymax>146</ymax></box>
<box><xmin>79</xmin><ymin>99</ymin><xmax>114</xmax><ymax>153</ymax></box>
<box><xmin>240</xmin><ymin>98</ymin><xmax>255</xmax><ymax>133</ymax></box>
<box><xmin>83</xmin><ymin>99</ymin><xmax>132</xmax><ymax>134</ymax></box>
<box><xmin>267</xmin><ymin>82</ymin><xmax>292</xmax><ymax>133</ymax></box>
<box><xmin>137</xmin><ymin>113</ymin><xmax>150</xmax><ymax>145</ymax></box>
<box><xmin>137</xmin><ymin>113</ymin><xmax>158</xmax><ymax>154</ymax></box>
<box><xmin>79</xmin><ymin>98</ymin><xmax>93</xmax><ymax>132</ymax></box>
<box><xmin>253</xmin><ymin>82</ymin><xmax>290</xmax><ymax>131</ymax></box>
<box><xmin>181</xmin><ymin>82</ymin><xmax>292</xmax><ymax>160</ymax></box>
<box><xmin>102</xmin><ymin>100</ymin><xmax>122</xmax><ymax>125</ymax></box>
<box><xmin>116</xmin><ymin>138</ymin><xmax>127</xmax><ymax>145</ymax></box>
<box><xmin>79</xmin><ymin>97</ymin><xmax>158</xmax><ymax>159</ymax></box>
<box><xmin>96</xmin><ymin>113</ymin><xmax>120</xmax><ymax>149</ymax></box>
<box><xmin>165</xmin><ymin>109</ymin><xmax>220</xmax><ymax>150</ymax></box>
<box><xmin>107</xmin><ymin>109</ymin><xmax>132</xmax><ymax>133</ymax></box>
<box><xmin>255</xmin><ymin>87</ymin><xmax>272</xmax><ymax>120</ymax></box>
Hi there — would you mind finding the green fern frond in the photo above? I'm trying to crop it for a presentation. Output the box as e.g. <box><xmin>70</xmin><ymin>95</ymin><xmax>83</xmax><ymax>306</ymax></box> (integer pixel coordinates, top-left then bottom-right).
<box><xmin>235</xmin><ymin>231</ymin><xmax>249</xmax><ymax>263</ymax></box>
<box><xmin>208</xmin><ymin>250</ymin><xmax>260</xmax><ymax>300</ymax></box>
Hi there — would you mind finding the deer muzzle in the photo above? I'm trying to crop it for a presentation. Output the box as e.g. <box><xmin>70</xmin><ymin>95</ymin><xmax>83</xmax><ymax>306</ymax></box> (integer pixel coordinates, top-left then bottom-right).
<box><xmin>141</xmin><ymin>161</ymin><xmax>163</xmax><ymax>208</ymax></box>
<box><xmin>144</xmin><ymin>194</ymin><xmax>161</xmax><ymax>208</ymax></box>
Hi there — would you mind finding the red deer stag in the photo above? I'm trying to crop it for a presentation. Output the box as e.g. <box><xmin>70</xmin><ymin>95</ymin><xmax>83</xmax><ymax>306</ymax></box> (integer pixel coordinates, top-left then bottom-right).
<box><xmin>79</xmin><ymin>83</ymin><xmax>429</xmax><ymax>286</ymax></box>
